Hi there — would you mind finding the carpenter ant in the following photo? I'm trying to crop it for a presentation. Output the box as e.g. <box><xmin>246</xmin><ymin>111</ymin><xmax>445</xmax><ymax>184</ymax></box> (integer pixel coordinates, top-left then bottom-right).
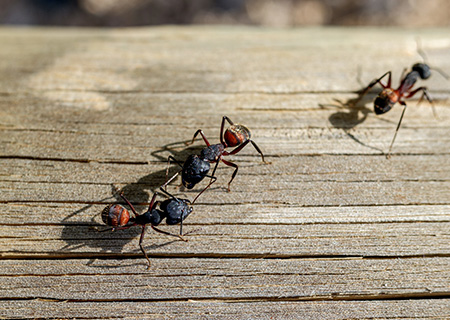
<box><xmin>357</xmin><ymin>62</ymin><xmax>443</xmax><ymax>158</ymax></box>
<box><xmin>166</xmin><ymin>116</ymin><xmax>267</xmax><ymax>202</ymax></box>
<box><xmin>101</xmin><ymin>189</ymin><xmax>192</xmax><ymax>268</ymax></box>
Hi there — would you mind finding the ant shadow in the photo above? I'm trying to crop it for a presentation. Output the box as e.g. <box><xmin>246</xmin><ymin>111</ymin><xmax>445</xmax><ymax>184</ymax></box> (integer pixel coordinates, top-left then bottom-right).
<box><xmin>59</xmin><ymin>139</ymin><xmax>212</xmax><ymax>268</ymax></box>
<box><xmin>323</xmin><ymin>70</ymin><xmax>395</xmax><ymax>153</ymax></box>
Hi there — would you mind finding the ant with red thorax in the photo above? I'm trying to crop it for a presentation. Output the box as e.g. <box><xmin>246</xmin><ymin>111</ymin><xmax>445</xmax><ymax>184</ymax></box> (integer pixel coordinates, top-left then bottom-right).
<box><xmin>166</xmin><ymin>116</ymin><xmax>268</xmax><ymax>203</ymax></box>
<box><xmin>357</xmin><ymin>45</ymin><xmax>448</xmax><ymax>158</ymax></box>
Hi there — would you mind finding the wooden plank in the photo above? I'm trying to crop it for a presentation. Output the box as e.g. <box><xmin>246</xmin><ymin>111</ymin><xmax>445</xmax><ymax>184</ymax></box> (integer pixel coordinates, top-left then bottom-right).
<box><xmin>1</xmin><ymin>94</ymin><xmax>449</xmax><ymax>160</ymax></box>
<box><xmin>2</xmin><ymin>299</ymin><xmax>449</xmax><ymax>320</ymax></box>
<box><xmin>2</xmin><ymin>202</ymin><xmax>449</xmax><ymax>225</ymax></box>
<box><xmin>1</xmin><ymin>155</ymin><xmax>449</xmax><ymax>205</ymax></box>
<box><xmin>1</xmin><ymin>222</ymin><xmax>449</xmax><ymax>257</ymax></box>
<box><xmin>0</xmin><ymin>258</ymin><xmax>448</xmax><ymax>300</ymax></box>
<box><xmin>1</xmin><ymin>26</ymin><xmax>450</xmax><ymax>319</ymax></box>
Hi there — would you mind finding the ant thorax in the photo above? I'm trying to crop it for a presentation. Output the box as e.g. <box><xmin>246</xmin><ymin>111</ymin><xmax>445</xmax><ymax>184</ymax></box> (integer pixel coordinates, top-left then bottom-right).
<box><xmin>224</xmin><ymin>124</ymin><xmax>251</xmax><ymax>147</ymax></box>
<box><xmin>200</xmin><ymin>143</ymin><xmax>224</xmax><ymax>162</ymax></box>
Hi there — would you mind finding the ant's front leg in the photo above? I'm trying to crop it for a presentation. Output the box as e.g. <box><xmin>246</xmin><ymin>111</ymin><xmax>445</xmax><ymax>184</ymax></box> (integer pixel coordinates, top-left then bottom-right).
<box><xmin>354</xmin><ymin>71</ymin><xmax>392</xmax><ymax>106</ymax></box>
<box><xmin>220</xmin><ymin>116</ymin><xmax>235</xmax><ymax>145</ymax></box>
<box><xmin>118</xmin><ymin>192</ymin><xmax>140</xmax><ymax>218</ymax></box>
<box><xmin>185</xmin><ymin>129</ymin><xmax>211</xmax><ymax>147</ymax></box>
<box><xmin>250</xmin><ymin>140</ymin><xmax>269</xmax><ymax>164</ymax></box>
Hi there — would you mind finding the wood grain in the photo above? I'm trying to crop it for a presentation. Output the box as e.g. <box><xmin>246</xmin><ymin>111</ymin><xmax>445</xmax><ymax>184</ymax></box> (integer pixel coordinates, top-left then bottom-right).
<box><xmin>0</xmin><ymin>26</ymin><xmax>449</xmax><ymax>319</ymax></box>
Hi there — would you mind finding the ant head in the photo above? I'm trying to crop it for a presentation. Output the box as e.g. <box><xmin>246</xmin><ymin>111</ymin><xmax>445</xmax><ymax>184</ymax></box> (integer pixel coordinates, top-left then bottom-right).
<box><xmin>412</xmin><ymin>63</ymin><xmax>431</xmax><ymax>80</ymax></box>
<box><xmin>160</xmin><ymin>198</ymin><xmax>193</xmax><ymax>225</ymax></box>
<box><xmin>102</xmin><ymin>204</ymin><xmax>130</xmax><ymax>227</ymax></box>
<box><xmin>374</xmin><ymin>89</ymin><xmax>395</xmax><ymax>115</ymax></box>
<box><xmin>224</xmin><ymin>124</ymin><xmax>251</xmax><ymax>148</ymax></box>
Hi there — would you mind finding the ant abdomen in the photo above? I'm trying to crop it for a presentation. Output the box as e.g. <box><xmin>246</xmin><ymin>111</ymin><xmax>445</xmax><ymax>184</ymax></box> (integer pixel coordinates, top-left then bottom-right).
<box><xmin>102</xmin><ymin>204</ymin><xmax>130</xmax><ymax>227</ymax></box>
<box><xmin>182</xmin><ymin>154</ymin><xmax>210</xmax><ymax>189</ymax></box>
<box><xmin>224</xmin><ymin>124</ymin><xmax>251</xmax><ymax>148</ymax></box>
<box><xmin>160</xmin><ymin>199</ymin><xmax>192</xmax><ymax>225</ymax></box>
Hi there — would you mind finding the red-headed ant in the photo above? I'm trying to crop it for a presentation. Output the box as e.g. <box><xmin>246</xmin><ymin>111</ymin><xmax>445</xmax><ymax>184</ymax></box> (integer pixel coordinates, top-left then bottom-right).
<box><xmin>358</xmin><ymin>60</ymin><xmax>448</xmax><ymax>158</ymax></box>
<box><xmin>101</xmin><ymin>187</ymin><xmax>192</xmax><ymax>268</ymax></box>
<box><xmin>166</xmin><ymin>116</ymin><xmax>267</xmax><ymax>202</ymax></box>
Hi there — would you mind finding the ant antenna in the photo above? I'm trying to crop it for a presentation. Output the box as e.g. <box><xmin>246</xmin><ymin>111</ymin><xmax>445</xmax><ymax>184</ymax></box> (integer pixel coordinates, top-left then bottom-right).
<box><xmin>416</xmin><ymin>37</ymin><xmax>428</xmax><ymax>62</ymax></box>
<box><xmin>416</xmin><ymin>37</ymin><xmax>449</xmax><ymax>80</ymax></box>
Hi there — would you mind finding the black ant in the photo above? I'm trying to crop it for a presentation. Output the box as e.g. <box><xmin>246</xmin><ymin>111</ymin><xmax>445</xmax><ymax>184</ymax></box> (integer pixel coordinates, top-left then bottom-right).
<box><xmin>101</xmin><ymin>187</ymin><xmax>192</xmax><ymax>268</ymax></box>
<box><xmin>166</xmin><ymin>116</ymin><xmax>267</xmax><ymax>202</ymax></box>
<box><xmin>358</xmin><ymin>57</ymin><xmax>448</xmax><ymax>158</ymax></box>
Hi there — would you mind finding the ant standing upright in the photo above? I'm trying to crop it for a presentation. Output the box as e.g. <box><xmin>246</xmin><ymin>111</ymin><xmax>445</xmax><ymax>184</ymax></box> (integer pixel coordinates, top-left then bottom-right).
<box><xmin>357</xmin><ymin>45</ymin><xmax>448</xmax><ymax>158</ymax></box>
<box><xmin>166</xmin><ymin>116</ymin><xmax>268</xmax><ymax>202</ymax></box>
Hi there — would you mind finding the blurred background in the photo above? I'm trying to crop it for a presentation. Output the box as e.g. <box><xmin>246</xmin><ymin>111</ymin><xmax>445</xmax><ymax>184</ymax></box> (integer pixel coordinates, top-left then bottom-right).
<box><xmin>0</xmin><ymin>0</ymin><xmax>449</xmax><ymax>27</ymax></box>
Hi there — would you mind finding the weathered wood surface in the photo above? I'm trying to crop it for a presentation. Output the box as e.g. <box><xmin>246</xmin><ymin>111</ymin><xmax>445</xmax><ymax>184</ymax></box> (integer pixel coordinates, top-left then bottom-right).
<box><xmin>0</xmin><ymin>26</ymin><xmax>449</xmax><ymax>319</ymax></box>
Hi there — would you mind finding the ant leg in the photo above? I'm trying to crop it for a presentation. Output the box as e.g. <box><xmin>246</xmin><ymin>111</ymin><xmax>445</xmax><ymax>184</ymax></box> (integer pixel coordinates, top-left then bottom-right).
<box><xmin>160</xmin><ymin>171</ymin><xmax>180</xmax><ymax>196</ymax></box>
<box><xmin>225</xmin><ymin>139</ymin><xmax>268</xmax><ymax>164</ymax></box>
<box><xmin>221</xmin><ymin>159</ymin><xmax>239</xmax><ymax>192</ymax></box>
<box><xmin>250</xmin><ymin>140</ymin><xmax>269</xmax><ymax>164</ymax></box>
<box><xmin>354</xmin><ymin>71</ymin><xmax>392</xmax><ymax>105</ymax></box>
<box><xmin>223</xmin><ymin>140</ymin><xmax>250</xmax><ymax>156</ymax></box>
<box><xmin>386</xmin><ymin>101</ymin><xmax>407</xmax><ymax>159</ymax></box>
<box><xmin>185</xmin><ymin>129</ymin><xmax>211</xmax><ymax>147</ymax></box>
<box><xmin>151</xmin><ymin>225</ymin><xmax>188</xmax><ymax>242</ymax></box>
<box><xmin>210</xmin><ymin>158</ymin><xmax>221</xmax><ymax>178</ymax></box>
<box><xmin>95</xmin><ymin>226</ymin><xmax>125</xmax><ymax>232</ymax></box>
<box><xmin>146</xmin><ymin>192</ymin><xmax>158</xmax><ymax>212</ymax></box>
<box><xmin>220</xmin><ymin>116</ymin><xmax>235</xmax><ymax>145</ymax></box>
<box><xmin>165</xmin><ymin>156</ymin><xmax>183</xmax><ymax>189</ymax></box>
<box><xmin>192</xmin><ymin>174</ymin><xmax>217</xmax><ymax>204</ymax></box>
<box><xmin>167</xmin><ymin>156</ymin><xmax>184</xmax><ymax>169</ymax></box>
<box><xmin>138</xmin><ymin>225</ymin><xmax>151</xmax><ymax>269</ymax></box>
<box><xmin>406</xmin><ymin>86</ymin><xmax>436</xmax><ymax>118</ymax></box>
<box><xmin>119</xmin><ymin>193</ymin><xmax>139</xmax><ymax>218</ymax></box>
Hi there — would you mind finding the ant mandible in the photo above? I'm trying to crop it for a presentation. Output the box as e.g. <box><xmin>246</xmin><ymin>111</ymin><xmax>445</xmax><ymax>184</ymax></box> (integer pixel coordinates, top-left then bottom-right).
<box><xmin>101</xmin><ymin>187</ymin><xmax>193</xmax><ymax>268</ymax></box>
<box><xmin>166</xmin><ymin>116</ymin><xmax>267</xmax><ymax>202</ymax></box>
<box><xmin>358</xmin><ymin>62</ymin><xmax>443</xmax><ymax>158</ymax></box>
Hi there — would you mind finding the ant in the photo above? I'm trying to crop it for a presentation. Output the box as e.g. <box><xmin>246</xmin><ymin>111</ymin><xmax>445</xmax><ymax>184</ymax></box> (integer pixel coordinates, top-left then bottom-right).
<box><xmin>101</xmin><ymin>186</ymin><xmax>193</xmax><ymax>268</ymax></box>
<box><xmin>166</xmin><ymin>116</ymin><xmax>267</xmax><ymax>202</ymax></box>
<box><xmin>357</xmin><ymin>47</ymin><xmax>448</xmax><ymax>158</ymax></box>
